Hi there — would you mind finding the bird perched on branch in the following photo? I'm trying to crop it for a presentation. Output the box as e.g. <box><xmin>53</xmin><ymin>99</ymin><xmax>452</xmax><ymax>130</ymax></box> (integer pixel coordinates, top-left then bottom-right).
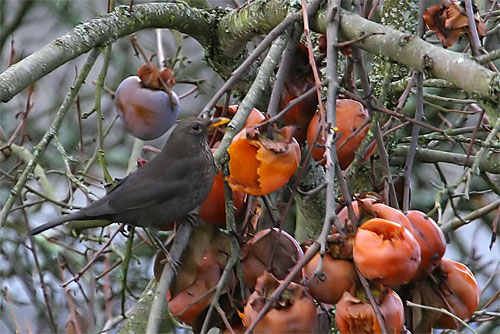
<box><xmin>30</xmin><ymin>117</ymin><xmax>227</xmax><ymax>235</ymax></box>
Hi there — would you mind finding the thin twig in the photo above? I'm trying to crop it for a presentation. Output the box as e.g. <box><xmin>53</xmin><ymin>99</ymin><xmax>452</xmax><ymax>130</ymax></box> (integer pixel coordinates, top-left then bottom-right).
<box><xmin>22</xmin><ymin>204</ymin><xmax>58</xmax><ymax>333</ymax></box>
<box><xmin>62</xmin><ymin>224</ymin><xmax>125</xmax><ymax>287</ymax></box>
<box><xmin>200</xmin><ymin>0</ymin><xmax>324</xmax><ymax>116</ymax></box>
<box><xmin>0</xmin><ymin>48</ymin><xmax>101</xmax><ymax>228</ymax></box>
<box><xmin>441</xmin><ymin>198</ymin><xmax>500</xmax><ymax>233</ymax></box>
<box><xmin>56</xmin><ymin>256</ymin><xmax>83</xmax><ymax>334</ymax></box>
<box><xmin>407</xmin><ymin>301</ymin><xmax>479</xmax><ymax>334</ymax></box>
<box><xmin>402</xmin><ymin>0</ymin><xmax>426</xmax><ymax>212</ymax></box>
<box><xmin>266</xmin><ymin>24</ymin><xmax>301</xmax><ymax>119</ymax></box>
<box><xmin>243</xmin><ymin>243</ymin><xmax>320</xmax><ymax>334</ymax></box>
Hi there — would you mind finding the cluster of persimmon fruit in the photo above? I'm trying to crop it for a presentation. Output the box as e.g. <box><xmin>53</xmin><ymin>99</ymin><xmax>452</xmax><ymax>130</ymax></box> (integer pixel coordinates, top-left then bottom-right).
<box><xmin>158</xmin><ymin>191</ymin><xmax>479</xmax><ymax>333</ymax></box>
<box><xmin>114</xmin><ymin>46</ymin><xmax>478</xmax><ymax>333</ymax></box>
<box><xmin>304</xmin><ymin>197</ymin><xmax>479</xmax><ymax>333</ymax></box>
<box><xmin>153</xmin><ymin>100</ymin><xmax>478</xmax><ymax>333</ymax></box>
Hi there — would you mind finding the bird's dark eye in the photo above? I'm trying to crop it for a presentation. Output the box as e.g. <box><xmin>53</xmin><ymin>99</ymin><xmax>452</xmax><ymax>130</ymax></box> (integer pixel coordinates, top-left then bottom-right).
<box><xmin>192</xmin><ymin>124</ymin><xmax>201</xmax><ymax>132</ymax></box>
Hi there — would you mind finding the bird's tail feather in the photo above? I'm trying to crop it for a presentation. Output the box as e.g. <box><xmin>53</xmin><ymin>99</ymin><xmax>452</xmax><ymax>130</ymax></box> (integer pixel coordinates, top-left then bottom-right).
<box><xmin>29</xmin><ymin>212</ymin><xmax>86</xmax><ymax>235</ymax></box>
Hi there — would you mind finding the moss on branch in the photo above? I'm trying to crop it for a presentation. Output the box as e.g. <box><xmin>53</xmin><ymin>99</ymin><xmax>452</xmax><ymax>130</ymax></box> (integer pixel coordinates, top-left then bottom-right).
<box><xmin>0</xmin><ymin>3</ymin><xmax>214</xmax><ymax>102</ymax></box>
<box><xmin>312</xmin><ymin>9</ymin><xmax>500</xmax><ymax>106</ymax></box>
<box><xmin>1</xmin><ymin>0</ymin><xmax>499</xmax><ymax>107</ymax></box>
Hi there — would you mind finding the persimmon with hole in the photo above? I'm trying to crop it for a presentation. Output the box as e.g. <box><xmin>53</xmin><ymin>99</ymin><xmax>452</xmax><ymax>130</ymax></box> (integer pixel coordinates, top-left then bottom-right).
<box><xmin>227</xmin><ymin>126</ymin><xmax>301</xmax><ymax>196</ymax></box>
<box><xmin>199</xmin><ymin>171</ymin><xmax>245</xmax><ymax>226</ymax></box>
<box><xmin>241</xmin><ymin>272</ymin><xmax>317</xmax><ymax>333</ymax></box>
<box><xmin>335</xmin><ymin>289</ymin><xmax>404</xmax><ymax>334</ymax></box>
<box><xmin>168</xmin><ymin>253</ymin><xmax>221</xmax><ymax>326</ymax></box>
<box><xmin>353</xmin><ymin>218</ymin><xmax>421</xmax><ymax>286</ymax></box>
<box><xmin>405</xmin><ymin>210</ymin><xmax>446</xmax><ymax>280</ymax></box>
<box><xmin>307</xmin><ymin>99</ymin><xmax>369</xmax><ymax>169</ymax></box>
<box><xmin>302</xmin><ymin>252</ymin><xmax>356</xmax><ymax>304</ymax></box>
<box><xmin>433</xmin><ymin>258</ymin><xmax>479</xmax><ymax>329</ymax></box>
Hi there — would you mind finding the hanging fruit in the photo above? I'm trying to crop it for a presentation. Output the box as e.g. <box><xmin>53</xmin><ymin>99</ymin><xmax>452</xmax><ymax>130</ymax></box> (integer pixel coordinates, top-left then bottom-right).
<box><xmin>353</xmin><ymin>218</ymin><xmax>421</xmax><ymax>286</ymax></box>
<box><xmin>114</xmin><ymin>63</ymin><xmax>179</xmax><ymax>140</ymax></box>
<box><xmin>405</xmin><ymin>210</ymin><xmax>446</xmax><ymax>280</ymax></box>
<box><xmin>307</xmin><ymin>99</ymin><xmax>369</xmax><ymax>169</ymax></box>
<box><xmin>432</xmin><ymin>258</ymin><xmax>480</xmax><ymax>329</ymax></box>
<box><xmin>280</xmin><ymin>42</ymin><xmax>318</xmax><ymax>144</ymax></box>
<box><xmin>241</xmin><ymin>272</ymin><xmax>317</xmax><ymax>333</ymax></box>
<box><xmin>302</xmin><ymin>251</ymin><xmax>357</xmax><ymax>304</ymax></box>
<box><xmin>199</xmin><ymin>169</ymin><xmax>245</xmax><ymax>226</ymax></box>
<box><xmin>335</xmin><ymin>289</ymin><xmax>404</xmax><ymax>334</ymax></box>
<box><xmin>227</xmin><ymin>125</ymin><xmax>301</xmax><ymax>196</ymax></box>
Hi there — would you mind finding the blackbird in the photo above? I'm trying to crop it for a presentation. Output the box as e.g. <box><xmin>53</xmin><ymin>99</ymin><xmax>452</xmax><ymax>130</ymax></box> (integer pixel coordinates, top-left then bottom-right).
<box><xmin>30</xmin><ymin>118</ymin><xmax>221</xmax><ymax>235</ymax></box>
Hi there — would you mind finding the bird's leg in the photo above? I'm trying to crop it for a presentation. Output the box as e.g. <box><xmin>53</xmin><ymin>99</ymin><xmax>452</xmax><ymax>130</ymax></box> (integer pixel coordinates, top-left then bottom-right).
<box><xmin>148</xmin><ymin>229</ymin><xmax>179</xmax><ymax>273</ymax></box>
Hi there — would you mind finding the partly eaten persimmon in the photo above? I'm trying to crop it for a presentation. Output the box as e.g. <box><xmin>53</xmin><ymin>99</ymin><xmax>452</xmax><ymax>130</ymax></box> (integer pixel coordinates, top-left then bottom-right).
<box><xmin>433</xmin><ymin>258</ymin><xmax>479</xmax><ymax>329</ymax></box>
<box><xmin>335</xmin><ymin>289</ymin><xmax>404</xmax><ymax>334</ymax></box>
<box><xmin>168</xmin><ymin>253</ymin><xmax>222</xmax><ymax>326</ymax></box>
<box><xmin>241</xmin><ymin>272</ymin><xmax>317</xmax><ymax>333</ymax></box>
<box><xmin>241</xmin><ymin>228</ymin><xmax>303</xmax><ymax>290</ymax></box>
<box><xmin>353</xmin><ymin>218</ymin><xmax>421</xmax><ymax>286</ymax></box>
<box><xmin>423</xmin><ymin>2</ymin><xmax>487</xmax><ymax>48</ymax></box>
<box><xmin>307</xmin><ymin>99</ymin><xmax>369</xmax><ymax>169</ymax></box>
<box><xmin>227</xmin><ymin>126</ymin><xmax>301</xmax><ymax>196</ymax></box>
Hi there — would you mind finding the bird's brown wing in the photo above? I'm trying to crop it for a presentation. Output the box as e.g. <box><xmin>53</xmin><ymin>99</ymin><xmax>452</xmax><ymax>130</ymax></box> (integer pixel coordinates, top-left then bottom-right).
<box><xmin>84</xmin><ymin>158</ymin><xmax>194</xmax><ymax>216</ymax></box>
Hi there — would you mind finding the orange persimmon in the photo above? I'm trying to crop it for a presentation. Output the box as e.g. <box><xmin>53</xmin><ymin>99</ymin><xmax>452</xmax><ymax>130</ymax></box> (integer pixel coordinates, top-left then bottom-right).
<box><xmin>307</xmin><ymin>99</ymin><xmax>369</xmax><ymax>169</ymax></box>
<box><xmin>433</xmin><ymin>258</ymin><xmax>479</xmax><ymax>329</ymax></box>
<box><xmin>353</xmin><ymin>218</ymin><xmax>421</xmax><ymax>286</ymax></box>
<box><xmin>336</xmin><ymin>198</ymin><xmax>413</xmax><ymax>232</ymax></box>
<box><xmin>405</xmin><ymin>210</ymin><xmax>446</xmax><ymax>280</ymax></box>
<box><xmin>336</xmin><ymin>289</ymin><xmax>404</xmax><ymax>334</ymax></box>
<box><xmin>302</xmin><ymin>252</ymin><xmax>356</xmax><ymax>304</ymax></box>
<box><xmin>199</xmin><ymin>171</ymin><xmax>245</xmax><ymax>226</ymax></box>
<box><xmin>226</xmin><ymin>105</ymin><xmax>266</xmax><ymax>128</ymax></box>
<box><xmin>241</xmin><ymin>272</ymin><xmax>317</xmax><ymax>333</ymax></box>
<box><xmin>227</xmin><ymin>126</ymin><xmax>301</xmax><ymax>196</ymax></box>
<box><xmin>368</xmin><ymin>203</ymin><xmax>414</xmax><ymax>233</ymax></box>
<box><xmin>336</xmin><ymin>197</ymin><xmax>378</xmax><ymax>229</ymax></box>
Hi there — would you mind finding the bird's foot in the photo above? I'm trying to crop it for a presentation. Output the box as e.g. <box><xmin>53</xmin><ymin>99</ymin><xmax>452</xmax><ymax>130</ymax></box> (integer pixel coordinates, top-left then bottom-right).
<box><xmin>151</xmin><ymin>232</ymin><xmax>179</xmax><ymax>273</ymax></box>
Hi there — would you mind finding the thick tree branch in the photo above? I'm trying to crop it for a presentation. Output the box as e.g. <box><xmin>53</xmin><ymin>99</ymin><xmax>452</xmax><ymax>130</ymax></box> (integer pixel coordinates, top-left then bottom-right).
<box><xmin>1</xmin><ymin>0</ymin><xmax>499</xmax><ymax>106</ymax></box>
<box><xmin>312</xmin><ymin>9</ymin><xmax>500</xmax><ymax>105</ymax></box>
<box><xmin>0</xmin><ymin>3</ymin><xmax>214</xmax><ymax>102</ymax></box>
<box><xmin>217</xmin><ymin>0</ymin><xmax>290</xmax><ymax>57</ymax></box>
<box><xmin>392</xmin><ymin>146</ymin><xmax>500</xmax><ymax>174</ymax></box>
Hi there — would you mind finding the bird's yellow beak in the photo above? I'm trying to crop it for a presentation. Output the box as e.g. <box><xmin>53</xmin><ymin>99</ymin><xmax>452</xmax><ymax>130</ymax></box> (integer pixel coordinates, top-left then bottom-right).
<box><xmin>208</xmin><ymin>117</ymin><xmax>230</xmax><ymax>130</ymax></box>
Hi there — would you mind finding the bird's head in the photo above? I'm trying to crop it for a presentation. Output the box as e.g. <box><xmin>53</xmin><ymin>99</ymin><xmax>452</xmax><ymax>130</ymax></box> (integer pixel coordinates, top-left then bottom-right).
<box><xmin>164</xmin><ymin>117</ymin><xmax>229</xmax><ymax>155</ymax></box>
